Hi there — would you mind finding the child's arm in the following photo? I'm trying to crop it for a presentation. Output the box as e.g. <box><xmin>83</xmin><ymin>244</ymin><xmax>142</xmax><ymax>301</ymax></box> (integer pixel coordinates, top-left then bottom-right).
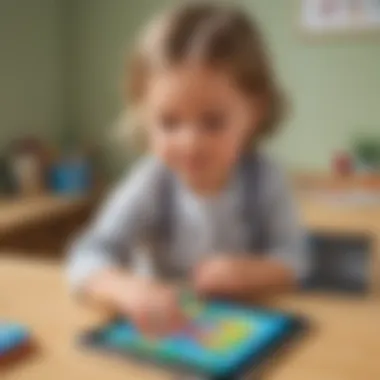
<box><xmin>194</xmin><ymin>256</ymin><xmax>296</xmax><ymax>300</ymax></box>
<box><xmin>194</xmin><ymin>163</ymin><xmax>310</xmax><ymax>300</ymax></box>
<box><xmin>67</xmin><ymin>157</ymin><xmax>186</xmax><ymax>333</ymax></box>
<box><xmin>67</xmin><ymin>157</ymin><xmax>160</xmax><ymax>302</ymax></box>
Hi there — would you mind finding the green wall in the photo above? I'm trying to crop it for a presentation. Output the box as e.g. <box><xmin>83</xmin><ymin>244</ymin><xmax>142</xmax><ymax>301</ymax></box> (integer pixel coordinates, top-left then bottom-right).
<box><xmin>70</xmin><ymin>0</ymin><xmax>380</xmax><ymax>171</ymax></box>
<box><xmin>71</xmin><ymin>0</ymin><xmax>173</xmax><ymax>175</ymax></box>
<box><xmin>0</xmin><ymin>0</ymin><xmax>66</xmax><ymax>150</ymax></box>
<box><xmin>1</xmin><ymin>1</ymin><xmax>378</xmax><ymax>170</ymax></box>
<box><xmin>247</xmin><ymin>1</ymin><xmax>380</xmax><ymax>169</ymax></box>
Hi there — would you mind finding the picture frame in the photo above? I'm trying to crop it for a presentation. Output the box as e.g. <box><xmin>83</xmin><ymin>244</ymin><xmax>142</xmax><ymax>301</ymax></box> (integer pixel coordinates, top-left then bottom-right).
<box><xmin>299</xmin><ymin>0</ymin><xmax>380</xmax><ymax>36</ymax></box>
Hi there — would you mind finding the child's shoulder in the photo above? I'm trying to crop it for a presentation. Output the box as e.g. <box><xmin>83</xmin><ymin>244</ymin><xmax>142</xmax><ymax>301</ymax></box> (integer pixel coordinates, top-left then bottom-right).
<box><xmin>256</xmin><ymin>153</ymin><xmax>293</xmax><ymax>203</ymax></box>
<box><xmin>105</xmin><ymin>156</ymin><xmax>169</xmax><ymax>211</ymax></box>
<box><xmin>240</xmin><ymin>152</ymin><xmax>291</xmax><ymax>202</ymax></box>
<box><xmin>127</xmin><ymin>155</ymin><xmax>165</xmax><ymax>175</ymax></box>
<box><xmin>118</xmin><ymin>155</ymin><xmax>169</xmax><ymax>190</ymax></box>
<box><xmin>243</xmin><ymin>152</ymin><xmax>287</xmax><ymax>181</ymax></box>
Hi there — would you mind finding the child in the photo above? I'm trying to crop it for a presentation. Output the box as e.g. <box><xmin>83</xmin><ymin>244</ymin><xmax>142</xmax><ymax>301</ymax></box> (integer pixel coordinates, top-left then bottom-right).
<box><xmin>67</xmin><ymin>3</ymin><xmax>309</xmax><ymax>336</ymax></box>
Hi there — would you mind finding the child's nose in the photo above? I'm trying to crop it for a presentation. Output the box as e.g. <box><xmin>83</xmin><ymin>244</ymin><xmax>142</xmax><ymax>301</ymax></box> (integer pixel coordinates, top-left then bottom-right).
<box><xmin>178</xmin><ymin>127</ymin><xmax>203</xmax><ymax>153</ymax></box>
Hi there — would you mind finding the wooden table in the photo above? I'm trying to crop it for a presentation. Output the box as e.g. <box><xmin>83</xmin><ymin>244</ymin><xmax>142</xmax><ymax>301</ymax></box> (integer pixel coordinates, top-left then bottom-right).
<box><xmin>1</xmin><ymin>256</ymin><xmax>380</xmax><ymax>380</ymax></box>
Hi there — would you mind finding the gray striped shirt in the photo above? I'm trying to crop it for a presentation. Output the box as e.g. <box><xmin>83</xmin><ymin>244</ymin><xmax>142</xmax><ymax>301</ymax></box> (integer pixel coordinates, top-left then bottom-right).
<box><xmin>67</xmin><ymin>155</ymin><xmax>310</xmax><ymax>290</ymax></box>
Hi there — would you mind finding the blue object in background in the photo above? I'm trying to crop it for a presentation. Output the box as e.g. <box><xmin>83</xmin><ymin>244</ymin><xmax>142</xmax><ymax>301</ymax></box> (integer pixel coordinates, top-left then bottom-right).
<box><xmin>49</xmin><ymin>157</ymin><xmax>92</xmax><ymax>195</ymax></box>
<box><xmin>0</xmin><ymin>322</ymin><xmax>30</xmax><ymax>356</ymax></box>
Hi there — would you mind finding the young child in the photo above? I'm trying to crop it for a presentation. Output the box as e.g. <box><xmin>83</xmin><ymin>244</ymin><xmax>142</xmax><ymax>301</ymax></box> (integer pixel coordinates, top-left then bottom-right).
<box><xmin>67</xmin><ymin>3</ymin><xmax>309</xmax><ymax>336</ymax></box>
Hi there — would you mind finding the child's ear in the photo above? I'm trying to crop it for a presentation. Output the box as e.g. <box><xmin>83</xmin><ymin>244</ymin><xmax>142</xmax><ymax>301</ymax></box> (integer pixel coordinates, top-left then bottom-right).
<box><xmin>251</xmin><ymin>95</ymin><xmax>268</xmax><ymax>131</ymax></box>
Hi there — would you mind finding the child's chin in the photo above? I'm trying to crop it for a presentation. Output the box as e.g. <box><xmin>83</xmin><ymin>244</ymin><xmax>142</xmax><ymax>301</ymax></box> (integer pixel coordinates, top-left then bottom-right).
<box><xmin>182</xmin><ymin>165</ymin><xmax>208</xmax><ymax>179</ymax></box>
<box><xmin>183</xmin><ymin>171</ymin><xmax>215</xmax><ymax>189</ymax></box>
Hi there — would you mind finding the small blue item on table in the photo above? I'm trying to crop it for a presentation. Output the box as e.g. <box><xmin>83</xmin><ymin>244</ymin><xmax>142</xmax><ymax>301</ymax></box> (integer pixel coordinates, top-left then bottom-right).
<box><xmin>0</xmin><ymin>322</ymin><xmax>31</xmax><ymax>362</ymax></box>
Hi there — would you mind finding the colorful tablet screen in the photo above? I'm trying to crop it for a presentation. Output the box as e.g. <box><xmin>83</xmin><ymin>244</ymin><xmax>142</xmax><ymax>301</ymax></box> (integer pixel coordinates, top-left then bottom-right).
<box><xmin>85</xmin><ymin>298</ymin><xmax>296</xmax><ymax>378</ymax></box>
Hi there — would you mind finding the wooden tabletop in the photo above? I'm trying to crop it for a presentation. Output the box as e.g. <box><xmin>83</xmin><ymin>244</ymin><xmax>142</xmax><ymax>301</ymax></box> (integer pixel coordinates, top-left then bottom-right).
<box><xmin>1</xmin><ymin>256</ymin><xmax>380</xmax><ymax>380</ymax></box>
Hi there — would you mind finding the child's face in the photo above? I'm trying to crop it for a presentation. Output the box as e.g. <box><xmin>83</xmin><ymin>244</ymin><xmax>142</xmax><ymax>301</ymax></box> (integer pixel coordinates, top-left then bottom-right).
<box><xmin>144</xmin><ymin>64</ymin><xmax>262</xmax><ymax>191</ymax></box>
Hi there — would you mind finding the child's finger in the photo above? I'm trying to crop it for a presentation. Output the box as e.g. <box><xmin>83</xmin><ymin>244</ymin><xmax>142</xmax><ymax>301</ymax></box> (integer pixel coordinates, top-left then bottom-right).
<box><xmin>150</xmin><ymin>289</ymin><xmax>187</xmax><ymax>335</ymax></box>
<box><xmin>168</xmin><ymin>303</ymin><xmax>187</xmax><ymax>332</ymax></box>
<box><xmin>152</xmin><ymin>294</ymin><xmax>180</xmax><ymax>335</ymax></box>
<box><xmin>130</xmin><ymin>302</ymin><xmax>156</xmax><ymax>336</ymax></box>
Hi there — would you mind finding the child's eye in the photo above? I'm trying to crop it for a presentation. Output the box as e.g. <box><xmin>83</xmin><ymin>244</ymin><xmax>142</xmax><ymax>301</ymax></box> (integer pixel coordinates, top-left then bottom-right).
<box><xmin>159</xmin><ymin>113</ymin><xmax>180</xmax><ymax>132</ymax></box>
<box><xmin>199</xmin><ymin>111</ymin><xmax>226</xmax><ymax>133</ymax></box>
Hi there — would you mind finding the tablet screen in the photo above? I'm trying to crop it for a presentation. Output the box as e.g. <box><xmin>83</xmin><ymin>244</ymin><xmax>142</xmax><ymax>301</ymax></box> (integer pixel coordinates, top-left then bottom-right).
<box><xmin>85</xmin><ymin>300</ymin><xmax>295</xmax><ymax>378</ymax></box>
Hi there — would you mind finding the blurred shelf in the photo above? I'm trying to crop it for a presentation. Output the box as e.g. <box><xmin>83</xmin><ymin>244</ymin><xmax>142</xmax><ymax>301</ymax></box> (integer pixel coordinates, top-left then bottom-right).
<box><xmin>0</xmin><ymin>193</ymin><xmax>100</xmax><ymax>236</ymax></box>
<box><xmin>0</xmin><ymin>190</ymin><xmax>104</xmax><ymax>253</ymax></box>
<box><xmin>294</xmin><ymin>173</ymin><xmax>380</xmax><ymax>296</ymax></box>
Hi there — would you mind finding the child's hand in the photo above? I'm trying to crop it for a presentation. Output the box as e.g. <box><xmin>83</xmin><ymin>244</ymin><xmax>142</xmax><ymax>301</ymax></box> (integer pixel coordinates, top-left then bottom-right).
<box><xmin>110</xmin><ymin>276</ymin><xmax>187</xmax><ymax>337</ymax></box>
<box><xmin>192</xmin><ymin>255</ymin><xmax>295</xmax><ymax>299</ymax></box>
<box><xmin>192</xmin><ymin>256</ymin><xmax>251</xmax><ymax>297</ymax></box>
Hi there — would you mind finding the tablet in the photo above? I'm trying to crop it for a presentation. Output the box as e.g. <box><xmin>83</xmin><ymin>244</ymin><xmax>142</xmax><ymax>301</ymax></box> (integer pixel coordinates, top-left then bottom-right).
<box><xmin>80</xmin><ymin>298</ymin><xmax>306</xmax><ymax>379</ymax></box>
